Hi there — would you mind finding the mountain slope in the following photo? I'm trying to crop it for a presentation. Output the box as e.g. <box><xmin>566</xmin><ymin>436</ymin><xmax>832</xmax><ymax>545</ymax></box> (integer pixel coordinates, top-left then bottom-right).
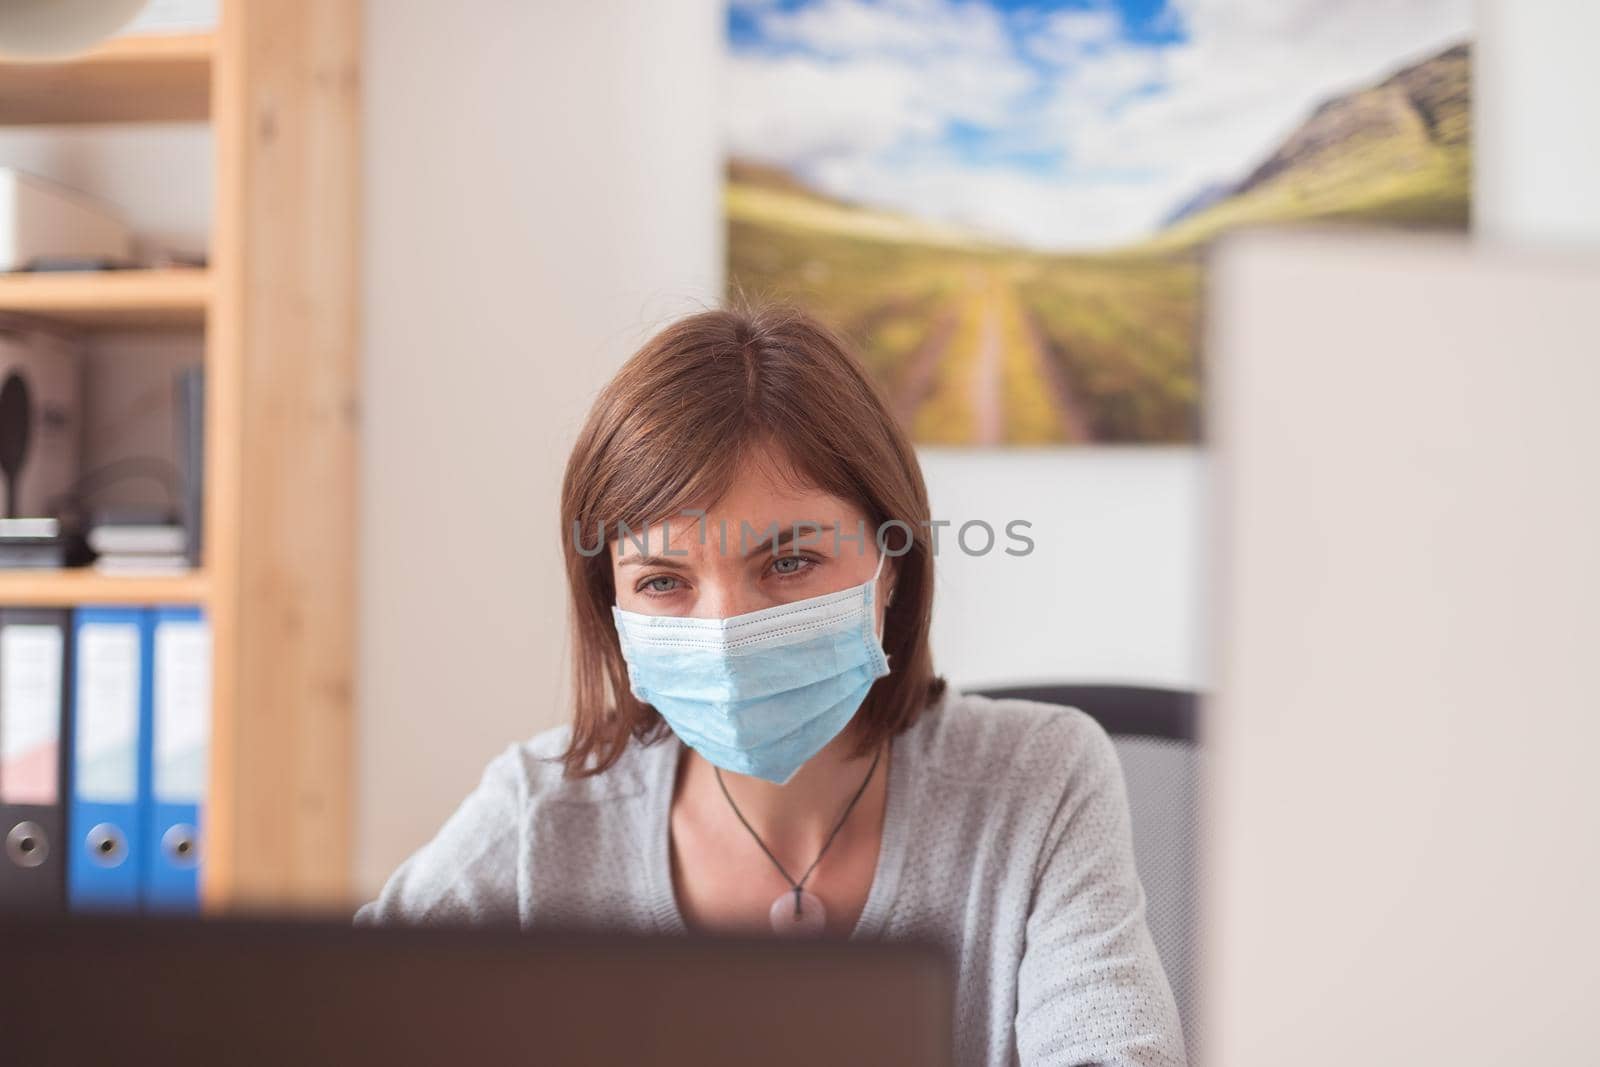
<box><xmin>1149</xmin><ymin>41</ymin><xmax>1471</xmax><ymax>249</ymax></box>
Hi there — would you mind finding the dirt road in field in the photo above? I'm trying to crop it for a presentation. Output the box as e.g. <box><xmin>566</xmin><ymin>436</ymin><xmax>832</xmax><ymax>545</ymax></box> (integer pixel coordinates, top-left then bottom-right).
<box><xmin>973</xmin><ymin>271</ymin><xmax>1089</xmax><ymax>444</ymax></box>
<box><xmin>973</xmin><ymin>277</ymin><xmax>1005</xmax><ymax>445</ymax></box>
<box><xmin>896</xmin><ymin>268</ymin><xmax>1090</xmax><ymax>444</ymax></box>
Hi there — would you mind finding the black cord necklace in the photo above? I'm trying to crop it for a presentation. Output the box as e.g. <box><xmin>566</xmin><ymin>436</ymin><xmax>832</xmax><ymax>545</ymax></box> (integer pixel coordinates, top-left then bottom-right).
<box><xmin>714</xmin><ymin>747</ymin><xmax>883</xmax><ymax>937</ymax></box>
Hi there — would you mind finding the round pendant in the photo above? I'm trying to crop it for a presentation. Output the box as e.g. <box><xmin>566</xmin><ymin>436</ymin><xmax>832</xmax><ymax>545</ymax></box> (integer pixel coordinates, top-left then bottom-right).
<box><xmin>769</xmin><ymin>889</ymin><xmax>826</xmax><ymax>937</ymax></box>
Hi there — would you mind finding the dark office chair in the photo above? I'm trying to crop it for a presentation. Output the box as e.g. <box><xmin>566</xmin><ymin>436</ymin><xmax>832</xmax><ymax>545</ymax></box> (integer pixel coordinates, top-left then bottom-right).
<box><xmin>975</xmin><ymin>685</ymin><xmax>1200</xmax><ymax>1054</ymax></box>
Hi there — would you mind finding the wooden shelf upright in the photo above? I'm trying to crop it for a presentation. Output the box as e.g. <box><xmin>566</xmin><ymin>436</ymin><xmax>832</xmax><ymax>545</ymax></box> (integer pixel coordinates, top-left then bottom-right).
<box><xmin>0</xmin><ymin>2</ymin><xmax>360</xmax><ymax>913</ymax></box>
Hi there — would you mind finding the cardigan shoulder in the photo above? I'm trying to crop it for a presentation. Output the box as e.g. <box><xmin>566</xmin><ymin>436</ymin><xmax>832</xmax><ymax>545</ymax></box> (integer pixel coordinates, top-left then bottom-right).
<box><xmin>907</xmin><ymin>688</ymin><xmax>1119</xmax><ymax>789</ymax></box>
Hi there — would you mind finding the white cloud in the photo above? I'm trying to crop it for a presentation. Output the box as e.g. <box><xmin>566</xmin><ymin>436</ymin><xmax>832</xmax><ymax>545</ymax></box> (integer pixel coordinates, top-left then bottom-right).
<box><xmin>725</xmin><ymin>54</ymin><xmax>936</xmax><ymax>166</ymax></box>
<box><xmin>756</xmin><ymin>0</ymin><xmax>1014</xmax><ymax>62</ymax></box>
<box><xmin>1025</xmin><ymin>7</ymin><xmax>1124</xmax><ymax>65</ymax></box>
<box><xmin>727</xmin><ymin>0</ymin><xmax>1473</xmax><ymax>250</ymax></box>
<box><xmin>723</xmin><ymin>0</ymin><xmax>1034</xmax><ymax>168</ymax></box>
<box><xmin>813</xmin><ymin>153</ymin><xmax>1195</xmax><ymax>247</ymax></box>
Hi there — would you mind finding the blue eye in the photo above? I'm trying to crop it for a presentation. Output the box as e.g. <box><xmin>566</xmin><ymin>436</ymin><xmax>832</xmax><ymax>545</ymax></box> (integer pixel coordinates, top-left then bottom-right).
<box><xmin>640</xmin><ymin>575</ymin><xmax>681</xmax><ymax>595</ymax></box>
<box><xmin>770</xmin><ymin>555</ymin><xmax>815</xmax><ymax>578</ymax></box>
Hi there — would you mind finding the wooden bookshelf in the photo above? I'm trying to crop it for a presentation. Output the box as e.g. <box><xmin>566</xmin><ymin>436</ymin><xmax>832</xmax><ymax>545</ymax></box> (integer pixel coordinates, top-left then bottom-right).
<box><xmin>0</xmin><ymin>4</ymin><xmax>359</xmax><ymax>914</ymax></box>
<box><xmin>0</xmin><ymin>569</ymin><xmax>208</xmax><ymax>606</ymax></box>
<box><xmin>208</xmin><ymin>1</ymin><xmax>360</xmax><ymax>912</ymax></box>
<box><xmin>0</xmin><ymin>268</ymin><xmax>209</xmax><ymax>330</ymax></box>
<box><xmin>0</xmin><ymin>33</ymin><xmax>212</xmax><ymax>125</ymax></box>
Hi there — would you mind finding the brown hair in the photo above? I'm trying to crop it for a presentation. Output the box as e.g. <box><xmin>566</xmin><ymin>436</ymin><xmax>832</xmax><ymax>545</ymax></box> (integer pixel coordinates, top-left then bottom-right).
<box><xmin>557</xmin><ymin>304</ymin><xmax>945</xmax><ymax>777</ymax></box>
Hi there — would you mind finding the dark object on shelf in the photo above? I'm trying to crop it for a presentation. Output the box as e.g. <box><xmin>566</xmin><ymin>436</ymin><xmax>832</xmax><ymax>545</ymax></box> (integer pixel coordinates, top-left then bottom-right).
<box><xmin>0</xmin><ymin>326</ymin><xmax>80</xmax><ymax>523</ymax></box>
<box><xmin>175</xmin><ymin>365</ymin><xmax>203</xmax><ymax>567</ymax></box>
<box><xmin>0</xmin><ymin>371</ymin><xmax>30</xmax><ymax>517</ymax></box>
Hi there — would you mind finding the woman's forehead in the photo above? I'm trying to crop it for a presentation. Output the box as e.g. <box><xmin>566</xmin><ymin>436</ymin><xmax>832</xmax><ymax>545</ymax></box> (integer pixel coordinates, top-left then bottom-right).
<box><xmin>662</xmin><ymin>445</ymin><xmax>849</xmax><ymax>523</ymax></box>
<box><xmin>700</xmin><ymin>454</ymin><xmax>851</xmax><ymax>519</ymax></box>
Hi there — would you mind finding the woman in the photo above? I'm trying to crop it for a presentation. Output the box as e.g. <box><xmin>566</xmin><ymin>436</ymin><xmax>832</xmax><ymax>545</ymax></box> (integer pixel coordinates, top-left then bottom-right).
<box><xmin>357</xmin><ymin>305</ymin><xmax>1186</xmax><ymax>1066</ymax></box>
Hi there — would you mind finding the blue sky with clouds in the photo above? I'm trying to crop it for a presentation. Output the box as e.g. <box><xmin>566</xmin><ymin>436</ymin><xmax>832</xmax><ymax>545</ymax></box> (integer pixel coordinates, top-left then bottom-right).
<box><xmin>725</xmin><ymin>0</ymin><xmax>1472</xmax><ymax>249</ymax></box>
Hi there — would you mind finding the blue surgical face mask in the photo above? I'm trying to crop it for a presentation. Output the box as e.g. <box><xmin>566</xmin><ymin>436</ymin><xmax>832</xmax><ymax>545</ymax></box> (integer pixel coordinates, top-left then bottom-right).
<box><xmin>611</xmin><ymin>551</ymin><xmax>891</xmax><ymax>785</ymax></box>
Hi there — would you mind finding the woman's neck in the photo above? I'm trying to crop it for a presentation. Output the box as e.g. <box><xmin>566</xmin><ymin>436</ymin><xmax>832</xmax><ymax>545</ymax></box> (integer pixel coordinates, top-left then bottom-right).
<box><xmin>675</xmin><ymin>731</ymin><xmax>889</xmax><ymax>859</ymax></box>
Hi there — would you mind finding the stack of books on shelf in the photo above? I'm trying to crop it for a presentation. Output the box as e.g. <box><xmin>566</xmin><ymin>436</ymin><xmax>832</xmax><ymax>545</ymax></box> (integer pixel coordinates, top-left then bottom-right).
<box><xmin>89</xmin><ymin>509</ymin><xmax>191</xmax><ymax>574</ymax></box>
<box><xmin>0</xmin><ymin>517</ymin><xmax>66</xmax><ymax>569</ymax></box>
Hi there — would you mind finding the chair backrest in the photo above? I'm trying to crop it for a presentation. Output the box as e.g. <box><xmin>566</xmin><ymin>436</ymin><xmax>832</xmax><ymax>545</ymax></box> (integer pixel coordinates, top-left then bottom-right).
<box><xmin>976</xmin><ymin>685</ymin><xmax>1200</xmax><ymax>1054</ymax></box>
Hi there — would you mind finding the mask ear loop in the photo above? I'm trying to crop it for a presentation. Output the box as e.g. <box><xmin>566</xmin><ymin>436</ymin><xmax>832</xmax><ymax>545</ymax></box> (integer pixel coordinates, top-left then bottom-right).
<box><xmin>870</xmin><ymin>545</ymin><xmax>890</xmax><ymax>643</ymax></box>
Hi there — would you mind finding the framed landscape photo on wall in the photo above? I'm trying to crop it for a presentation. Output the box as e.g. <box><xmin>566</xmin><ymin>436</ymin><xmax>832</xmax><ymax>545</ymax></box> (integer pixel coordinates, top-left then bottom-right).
<box><xmin>724</xmin><ymin>0</ymin><xmax>1472</xmax><ymax>445</ymax></box>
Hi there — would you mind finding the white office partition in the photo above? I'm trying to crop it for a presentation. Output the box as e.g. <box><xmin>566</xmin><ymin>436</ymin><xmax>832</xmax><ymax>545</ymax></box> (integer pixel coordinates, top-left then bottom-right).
<box><xmin>1206</xmin><ymin>229</ymin><xmax>1600</xmax><ymax>1066</ymax></box>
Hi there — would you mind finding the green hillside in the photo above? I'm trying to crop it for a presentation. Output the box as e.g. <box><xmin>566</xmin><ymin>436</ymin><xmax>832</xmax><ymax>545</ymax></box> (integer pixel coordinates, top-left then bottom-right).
<box><xmin>1148</xmin><ymin>42</ymin><xmax>1471</xmax><ymax>250</ymax></box>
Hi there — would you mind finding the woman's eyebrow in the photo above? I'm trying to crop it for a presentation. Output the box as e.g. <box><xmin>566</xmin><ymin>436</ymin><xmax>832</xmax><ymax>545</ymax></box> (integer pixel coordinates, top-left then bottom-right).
<box><xmin>615</xmin><ymin>553</ymin><xmax>689</xmax><ymax>569</ymax></box>
<box><xmin>743</xmin><ymin>522</ymin><xmax>839</xmax><ymax>559</ymax></box>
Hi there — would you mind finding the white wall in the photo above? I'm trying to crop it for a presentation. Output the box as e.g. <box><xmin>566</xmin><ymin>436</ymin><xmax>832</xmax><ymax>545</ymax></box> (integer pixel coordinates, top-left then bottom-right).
<box><xmin>356</xmin><ymin>0</ymin><xmax>724</xmax><ymax>895</ymax></box>
<box><xmin>923</xmin><ymin>448</ymin><xmax>1204</xmax><ymax>691</ymax></box>
<box><xmin>1475</xmin><ymin>0</ymin><xmax>1600</xmax><ymax>245</ymax></box>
